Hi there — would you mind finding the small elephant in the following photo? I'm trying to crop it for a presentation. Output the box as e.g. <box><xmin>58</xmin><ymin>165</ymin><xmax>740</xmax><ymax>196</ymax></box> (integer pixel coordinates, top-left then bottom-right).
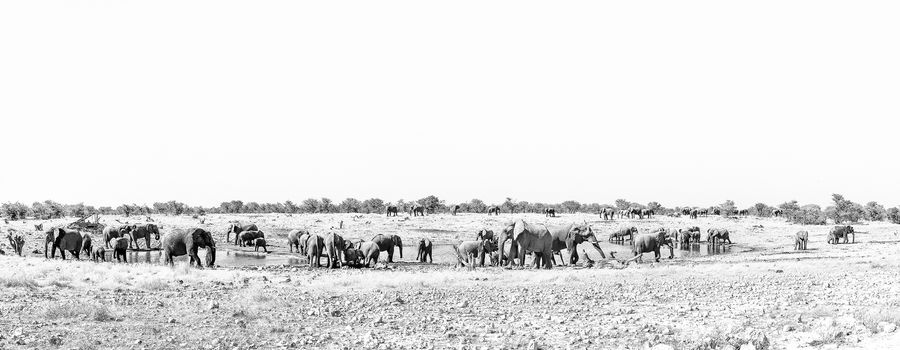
<box><xmin>453</xmin><ymin>240</ymin><xmax>486</xmax><ymax>269</ymax></box>
<box><xmin>111</xmin><ymin>237</ymin><xmax>129</xmax><ymax>263</ymax></box>
<box><xmin>359</xmin><ymin>241</ymin><xmax>381</xmax><ymax>267</ymax></box>
<box><xmin>827</xmin><ymin>225</ymin><xmax>855</xmax><ymax>244</ymax></box>
<box><xmin>609</xmin><ymin>227</ymin><xmax>637</xmax><ymax>244</ymax></box>
<box><xmin>226</xmin><ymin>223</ymin><xmax>259</xmax><ymax>246</ymax></box>
<box><xmin>625</xmin><ymin>231</ymin><xmax>674</xmax><ymax>264</ymax></box>
<box><xmin>416</xmin><ymin>238</ymin><xmax>433</xmax><ymax>263</ymax></box>
<box><xmin>253</xmin><ymin>238</ymin><xmax>268</xmax><ymax>253</ymax></box>
<box><xmin>343</xmin><ymin>248</ymin><xmax>364</xmax><ymax>267</ymax></box>
<box><xmin>81</xmin><ymin>233</ymin><xmax>93</xmax><ymax>257</ymax></box>
<box><xmin>706</xmin><ymin>229</ymin><xmax>733</xmax><ymax>245</ymax></box>
<box><xmin>161</xmin><ymin>228</ymin><xmax>216</xmax><ymax>268</ymax></box>
<box><xmin>287</xmin><ymin>229</ymin><xmax>310</xmax><ymax>253</ymax></box>
<box><xmin>238</xmin><ymin>230</ymin><xmax>265</xmax><ymax>247</ymax></box>
<box><xmin>128</xmin><ymin>224</ymin><xmax>160</xmax><ymax>250</ymax></box>
<box><xmin>91</xmin><ymin>246</ymin><xmax>106</xmax><ymax>262</ymax></box>
<box><xmin>794</xmin><ymin>231</ymin><xmax>808</xmax><ymax>250</ymax></box>
<box><xmin>102</xmin><ymin>225</ymin><xmax>133</xmax><ymax>249</ymax></box>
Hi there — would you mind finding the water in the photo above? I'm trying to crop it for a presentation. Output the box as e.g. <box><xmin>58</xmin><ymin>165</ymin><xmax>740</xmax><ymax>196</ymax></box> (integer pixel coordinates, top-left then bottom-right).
<box><xmin>597</xmin><ymin>241</ymin><xmax>741</xmax><ymax>260</ymax></box>
<box><xmin>99</xmin><ymin>249</ymin><xmax>306</xmax><ymax>266</ymax></box>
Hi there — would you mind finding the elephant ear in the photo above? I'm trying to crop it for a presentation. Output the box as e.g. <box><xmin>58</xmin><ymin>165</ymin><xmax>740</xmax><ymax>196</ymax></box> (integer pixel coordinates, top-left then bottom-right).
<box><xmin>513</xmin><ymin>220</ymin><xmax>527</xmax><ymax>241</ymax></box>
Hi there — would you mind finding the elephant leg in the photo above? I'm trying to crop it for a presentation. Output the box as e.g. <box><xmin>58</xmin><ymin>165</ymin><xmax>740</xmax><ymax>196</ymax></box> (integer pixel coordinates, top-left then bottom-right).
<box><xmin>543</xmin><ymin>252</ymin><xmax>553</xmax><ymax>269</ymax></box>
<box><xmin>517</xmin><ymin>246</ymin><xmax>527</xmax><ymax>267</ymax></box>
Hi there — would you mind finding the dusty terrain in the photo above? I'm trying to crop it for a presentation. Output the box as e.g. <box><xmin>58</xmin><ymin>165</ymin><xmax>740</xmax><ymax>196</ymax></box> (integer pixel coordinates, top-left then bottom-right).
<box><xmin>2</xmin><ymin>213</ymin><xmax>900</xmax><ymax>349</ymax></box>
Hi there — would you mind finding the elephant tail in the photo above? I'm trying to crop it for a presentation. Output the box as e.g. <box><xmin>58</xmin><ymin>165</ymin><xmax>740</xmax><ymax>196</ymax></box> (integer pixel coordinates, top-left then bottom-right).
<box><xmin>450</xmin><ymin>243</ymin><xmax>467</xmax><ymax>267</ymax></box>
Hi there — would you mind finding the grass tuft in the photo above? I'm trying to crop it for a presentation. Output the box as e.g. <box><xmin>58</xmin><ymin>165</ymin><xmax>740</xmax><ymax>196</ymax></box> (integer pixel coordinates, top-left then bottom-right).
<box><xmin>0</xmin><ymin>273</ymin><xmax>38</xmax><ymax>289</ymax></box>
<box><xmin>855</xmin><ymin>308</ymin><xmax>900</xmax><ymax>333</ymax></box>
<box><xmin>44</xmin><ymin>303</ymin><xmax>115</xmax><ymax>322</ymax></box>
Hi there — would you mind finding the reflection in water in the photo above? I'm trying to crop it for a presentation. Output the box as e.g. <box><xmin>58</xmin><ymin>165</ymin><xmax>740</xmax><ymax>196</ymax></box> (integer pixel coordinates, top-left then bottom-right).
<box><xmin>100</xmin><ymin>249</ymin><xmax>305</xmax><ymax>267</ymax></box>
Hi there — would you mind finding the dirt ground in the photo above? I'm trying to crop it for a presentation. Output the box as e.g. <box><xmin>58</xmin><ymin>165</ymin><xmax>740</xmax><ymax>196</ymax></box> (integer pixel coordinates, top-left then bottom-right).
<box><xmin>2</xmin><ymin>213</ymin><xmax>900</xmax><ymax>349</ymax></box>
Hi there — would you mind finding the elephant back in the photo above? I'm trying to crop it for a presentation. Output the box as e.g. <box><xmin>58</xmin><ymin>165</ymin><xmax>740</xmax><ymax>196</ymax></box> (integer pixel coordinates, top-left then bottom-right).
<box><xmin>57</xmin><ymin>229</ymin><xmax>84</xmax><ymax>251</ymax></box>
<box><xmin>112</xmin><ymin>237</ymin><xmax>129</xmax><ymax>250</ymax></box>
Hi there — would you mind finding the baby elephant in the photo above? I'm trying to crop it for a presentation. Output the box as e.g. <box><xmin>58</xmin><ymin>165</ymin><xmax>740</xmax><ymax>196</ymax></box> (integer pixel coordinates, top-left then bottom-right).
<box><xmin>343</xmin><ymin>248</ymin><xmax>364</xmax><ymax>267</ymax></box>
<box><xmin>416</xmin><ymin>238</ymin><xmax>433</xmax><ymax>263</ymax></box>
<box><xmin>453</xmin><ymin>240</ymin><xmax>486</xmax><ymax>270</ymax></box>
<box><xmin>239</xmin><ymin>230</ymin><xmax>265</xmax><ymax>247</ymax></box>
<box><xmin>92</xmin><ymin>246</ymin><xmax>106</xmax><ymax>262</ymax></box>
<box><xmin>252</xmin><ymin>238</ymin><xmax>268</xmax><ymax>253</ymax></box>
<box><xmin>111</xmin><ymin>237</ymin><xmax>129</xmax><ymax>263</ymax></box>
<box><xmin>794</xmin><ymin>231</ymin><xmax>808</xmax><ymax>250</ymax></box>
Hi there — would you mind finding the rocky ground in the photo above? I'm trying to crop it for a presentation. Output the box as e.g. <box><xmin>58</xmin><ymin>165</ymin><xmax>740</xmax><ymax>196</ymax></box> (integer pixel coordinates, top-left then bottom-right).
<box><xmin>2</xmin><ymin>213</ymin><xmax>900</xmax><ymax>349</ymax></box>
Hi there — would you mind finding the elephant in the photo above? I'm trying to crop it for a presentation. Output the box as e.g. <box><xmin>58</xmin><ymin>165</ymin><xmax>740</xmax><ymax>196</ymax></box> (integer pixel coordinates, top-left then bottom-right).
<box><xmin>161</xmin><ymin>228</ymin><xmax>216</xmax><ymax>268</ymax></box>
<box><xmin>409</xmin><ymin>204</ymin><xmax>426</xmax><ymax>217</ymax></box>
<box><xmin>476</xmin><ymin>229</ymin><xmax>496</xmax><ymax>266</ymax></box>
<box><xmin>359</xmin><ymin>241</ymin><xmax>381</xmax><ymax>267</ymax></box>
<box><xmin>738</xmin><ymin>209</ymin><xmax>749</xmax><ymax>216</ymax></box>
<box><xmin>343</xmin><ymin>248</ymin><xmax>364</xmax><ymax>267</ymax></box>
<box><xmin>305</xmin><ymin>234</ymin><xmax>325</xmax><ymax>267</ymax></box>
<box><xmin>545</xmin><ymin>208</ymin><xmax>557</xmax><ymax>217</ymax></box>
<box><xmin>253</xmin><ymin>238</ymin><xmax>268</xmax><ymax>253</ymax></box>
<box><xmin>827</xmin><ymin>225</ymin><xmax>855</xmax><ymax>244</ymax></box>
<box><xmin>689</xmin><ymin>209</ymin><xmax>699</xmax><ymax>219</ymax></box>
<box><xmin>641</xmin><ymin>209</ymin><xmax>654</xmax><ymax>219</ymax></box>
<box><xmin>128</xmin><ymin>223</ymin><xmax>160</xmax><ymax>250</ymax></box>
<box><xmin>111</xmin><ymin>237</ymin><xmax>129</xmax><ymax>262</ymax></box>
<box><xmin>91</xmin><ymin>246</ymin><xmax>106</xmax><ymax>262</ymax></box>
<box><xmin>450</xmin><ymin>205</ymin><xmax>460</xmax><ymax>216</ymax></box>
<box><xmin>371</xmin><ymin>234</ymin><xmax>403</xmax><ymax>262</ymax></box>
<box><xmin>706</xmin><ymin>229</ymin><xmax>733</xmax><ymax>245</ymax></box>
<box><xmin>679</xmin><ymin>227</ymin><xmax>702</xmax><ymax>244</ymax></box>
<box><xmin>416</xmin><ymin>238</ymin><xmax>433</xmax><ymax>263</ymax></box>
<box><xmin>599</xmin><ymin>208</ymin><xmax>614</xmax><ymax>220</ymax></box>
<box><xmin>794</xmin><ymin>231</ymin><xmax>808</xmax><ymax>250</ymax></box>
<box><xmin>497</xmin><ymin>220</ymin><xmax>553</xmax><ymax>269</ymax></box>
<box><xmin>773</xmin><ymin>209</ymin><xmax>784</xmax><ymax>217</ymax></box>
<box><xmin>45</xmin><ymin>228</ymin><xmax>84</xmax><ymax>260</ymax></box>
<box><xmin>102</xmin><ymin>225</ymin><xmax>133</xmax><ymax>249</ymax></box>
<box><xmin>386</xmin><ymin>205</ymin><xmax>399</xmax><ymax>217</ymax></box>
<box><xmin>226</xmin><ymin>223</ymin><xmax>259</xmax><ymax>245</ymax></box>
<box><xmin>699</xmin><ymin>208</ymin><xmax>709</xmax><ymax>216</ymax></box>
<box><xmin>81</xmin><ymin>233</ymin><xmax>93</xmax><ymax>257</ymax></box>
<box><xmin>453</xmin><ymin>240</ymin><xmax>487</xmax><ymax>269</ymax></box>
<box><xmin>238</xmin><ymin>230</ymin><xmax>265</xmax><ymax>247</ymax></box>
<box><xmin>487</xmin><ymin>206</ymin><xmax>501</xmax><ymax>216</ymax></box>
<box><xmin>323</xmin><ymin>232</ymin><xmax>347</xmax><ymax>268</ymax></box>
<box><xmin>287</xmin><ymin>229</ymin><xmax>310</xmax><ymax>253</ymax></box>
<box><xmin>624</xmin><ymin>231</ymin><xmax>674</xmax><ymax>264</ymax></box>
<box><xmin>711</xmin><ymin>208</ymin><xmax>721</xmax><ymax>215</ymax></box>
<box><xmin>549</xmin><ymin>223</ymin><xmax>606</xmax><ymax>266</ymax></box>
<box><xmin>609</xmin><ymin>227</ymin><xmax>637</xmax><ymax>244</ymax></box>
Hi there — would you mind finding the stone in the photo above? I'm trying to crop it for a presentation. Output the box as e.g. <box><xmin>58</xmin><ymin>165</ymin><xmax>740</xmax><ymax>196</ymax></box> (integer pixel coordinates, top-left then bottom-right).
<box><xmin>650</xmin><ymin>344</ymin><xmax>674</xmax><ymax>350</ymax></box>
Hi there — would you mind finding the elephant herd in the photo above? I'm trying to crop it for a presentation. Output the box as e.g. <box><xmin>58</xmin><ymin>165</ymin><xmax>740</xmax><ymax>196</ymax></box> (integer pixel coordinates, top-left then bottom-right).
<box><xmin>286</xmin><ymin>228</ymin><xmax>404</xmax><ymax>268</ymax></box>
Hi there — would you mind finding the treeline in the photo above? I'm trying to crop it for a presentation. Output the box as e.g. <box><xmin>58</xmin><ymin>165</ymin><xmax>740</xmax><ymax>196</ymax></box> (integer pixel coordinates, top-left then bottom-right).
<box><xmin>2</xmin><ymin>194</ymin><xmax>898</xmax><ymax>226</ymax></box>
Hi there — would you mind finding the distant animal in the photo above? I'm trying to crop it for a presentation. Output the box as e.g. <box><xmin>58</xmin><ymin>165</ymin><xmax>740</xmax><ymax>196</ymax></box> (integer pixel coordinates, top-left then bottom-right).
<box><xmin>161</xmin><ymin>228</ymin><xmax>216</xmax><ymax>268</ymax></box>
<box><xmin>827</xmin><ymin>225</ymin><xmax>855</xmax><ymax>244</ymax></box>
<box><xmin>706</xmin><ymin>229</ymin><xmax>733</xmax><ymax>245</ymax></box>
<box><xmin>252</xmin><ymin>238</ymin><xmax>268</xmax><ymax>253</ymax></box>
<box><xmin>772</xmin><ymin>209</ymin><xmax>783</xmax><ymax>217</ymax></box>
<box><xmin>238</xmin><ymin>230</ymin><xmax>265</xmax><ymax>247</ymax></box>
<box><xmin>450</xmin><ymin>205</ymin><xmax>460</xmax><ymax>216</ymax></box>
<box><xmin>738</xmin><ymin>209</ymin><xmax>749</xmax><ymax>216</ymax></box>
<box><xmin>34</xmin><ymin>223</ymin><xmax>43</xmax><ymax>231</ymax></box>
<box><xmin>640</xmin><ymin>209</ymin><xmax>653</xmax><ymax>219</ymax></box>
<box><xmin>287</xmin><ymin>229</ymin><xmax>310</xmax><ymax>253</ymax></box>
<box><xmin>91</xmin><ymin>246</ymin><xmax>106</xmax><ymax>262</ymax></box>
<box><xmin>45</xmin><ymin>228</ymin><xmax>84</xmax><ymax>260</ymax></box>
<box><xmin>226</xmin><ymin>223</ymin><xmax>259</xmax><ymax>245</ymax></box>
<box><xmin>128</xmin><ymin>223</ymin><xmax>160</xmax><ymax>250</ymax></box>
<box><xmin>689</xmin><ymin>209</ymin><xmax>699</xmax><ymax>219</ymax></box>
<box><xmin>410</xmin><ymin>204</ymin><xmax>426</xmax><ymax>217</ymax></box>
<box><xmin>416</xmin><ymin>238</ymin><xmax>433</xmax><ymax>263</ymax></box>
<box><xmin>545</xmin><ymin>208</ymin><xmax>556</xmax><ymax>217</ymax></box>
<box><xmin>487</xmin><ymin>206</ymin><xmax>501</xmax><ymax>216</ymax></box>
<box><xmin>111</xmin><ymin>237</ymin><xmax>129</xmax><ymax>262</ymax></box>
<box><xmin>386</xmin><ymin>205</ymin><xmax>399</xmax><ymax>217</ymax></box>
<box><xmin>794</xmin><ymin>231</ymin><xmax>808</xmax><ymax>250</ymax></box>
<box><xmin>609</xmin><ymin>227</ymin><xmax>637</xmax><ymax>244</ymax></box>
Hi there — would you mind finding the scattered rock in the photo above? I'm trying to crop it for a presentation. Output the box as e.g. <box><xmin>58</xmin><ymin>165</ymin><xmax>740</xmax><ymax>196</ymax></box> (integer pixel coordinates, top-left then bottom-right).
<box><xmin>167</xmin><ymin>318</ymin><xmax>176</xmax><ymax>324</ymax></box>
<box><xmin>207</xmin><ymin>302</ymin><xmax>219</xmax><ymax>310</ymax></box>
<box><xmin>782</xmin><ymin>325</ymin><xmax>795</xmax><ymax>332</ymax></box>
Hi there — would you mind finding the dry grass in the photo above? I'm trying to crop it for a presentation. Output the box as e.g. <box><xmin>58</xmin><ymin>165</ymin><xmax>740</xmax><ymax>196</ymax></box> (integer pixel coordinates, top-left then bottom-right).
<box><xmin>0</xmin><ymin>273</ymin><xmax>38</xmax><ymax>289</ymax></box>
<box><xmin>44</xmin><ymin>303</ymin><xmax>115</xmax><ymax>322</ymax></box>
<box><xmin>856</xmin><ymin>308</ymin><xmax>900</xmax><ymax>333</ymax></box>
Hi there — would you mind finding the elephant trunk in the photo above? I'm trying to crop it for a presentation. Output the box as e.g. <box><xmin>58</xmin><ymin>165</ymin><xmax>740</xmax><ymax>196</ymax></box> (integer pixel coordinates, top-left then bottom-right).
<box><xmin>206</xmin><ymin>246</ymin><xmax>216</xmax><ymax>267</ymax></box>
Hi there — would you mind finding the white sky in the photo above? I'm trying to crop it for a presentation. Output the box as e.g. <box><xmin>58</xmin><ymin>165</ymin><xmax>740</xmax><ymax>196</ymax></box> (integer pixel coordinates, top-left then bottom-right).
<box><xmin>1</xmin><ymin>1</ymin><xmax>899</xmax><ymax>209</ymax></box>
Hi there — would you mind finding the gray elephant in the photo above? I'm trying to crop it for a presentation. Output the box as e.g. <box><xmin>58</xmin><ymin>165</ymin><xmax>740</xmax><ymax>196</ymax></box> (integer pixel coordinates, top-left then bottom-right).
<box><xmin>794</xmin><ymin>231</ymin><xmax>808</xmax><ymax>250</ymax></box>
<box><xmin>625</xmin><ymin>231</ymin><xmax>674</xmax><ymax>264</ymax></box>
<box><xmin>827</xmin><ymin>225</ymin><xmax>855</xmax><ymax>244</ymax></box>
<box><xmin>226</xmin><ymin>223</ymin><xmax>259</xmax><ymax>245</ymax></box>
<box><xmin>410</xmin><ymin>204</ymin><xmax>426</xmax><ymax>217</ymax></box>
<box><xmin>128</xmin><ymin>223</ymin><xmax>160</xmax><ymax>250</ymax></box>
<box><xmin>111</xmin><ymin>237</ymin><xmax>129</xmax><ymax>262</ymax></box>
<box><xmin>386</xmin><ymin>205</ymin><xmax>399</xmax><ymax>217</ymax></box>
<box><xmin>343</xmin><ymin>247</ymin><xmax>364</xmax><ymax>267</ymax></box>
<box><xmin>706</xmin><ymin>229</ymin><xmax>733</xmax><ymax>245</ymax></box>
<box><xmin>453</xmin><ymin>240</ymin><xmax>486</xmax><ymax>269</ymax></box>
<box><xmin>609</xmin><ymin>227</ymin><xmax>637</xmax><ymax>244</ymax></box>
<box><xmin>161</xmin><ymin>228</ymin><xmax>216</xmax><ymax>268</ymax></box>
<box><xmin>371</xmin><ymin>234</ymin><xmax>403</xmax><ymax>262</ymax></box>
<box><xmin>417</xmin><ymin>238</ymin><xmax>433</xmax><ymax>263</ymax></box>
<box><xmin>487</xmin><ymin>206</ymin><xmax>501</xmax><ymax>216</ymax></box>
<box><xmin>359</xmin><ymin>241</ymin><xmax>381</xmax><ymax>267</ymax></box>
<box><xmin>497</xmin><ymin>220</ymin><xmax>553</xmax><ymax>269</ymax></box>
<box><xmin>545</xmin><ymin>208</ymin><xmax>556</xmax><ymax>217</ymax></box>
<box><xmin>253</xmin><ymin>238</ymin><xmax>268</xmax><ymax>253</ymax></box>
<box><xmin>80</xmin><ymin>233</ymin><xmax>93</xmax><ymax>257</ymax></box>
<box><xmin>102</xmin><ymin>225</ymin><xmax>133</xmax><ymax>249</ymax></box>
<box><xmin>548</xmin><ymin>223</ymin><xmax>606</xmax><ymax>266</ymax></box>
<box><xmin>45</xmin><ymin>228</ymin><xmax>84</xmax><ymax>260</ymax></box>
<box><xmin>306</xmin><ymin>234</ymin><xmax>325</xmax><ymax>267</ymax></box>
<box><xmin>641</xmin><ymin>209</ymin><xmax>653</xmax><ymax>219</ymax></box>
<box><xmin>91</xmin><ymin>246</ymin><xmax>106</xmax><ymax>262</ymax></box>
<box><xmin>323</xmin><ymin>232</ymin><xmax>347</xmax><ymax>268</ymax></box>
<box><xmin>238</xmin><ymin>230</ymin><xmax>265</xmax><ymax>247</ymax></box>
<box><xmin>450</xmin><ymin>205</ymin><xmax>460</xmax><ymax>216</ymax></box>
<box><xmin>287</xmin><ymin>229</ymin><xmax>310</xmax><ymax>253</ymax></box>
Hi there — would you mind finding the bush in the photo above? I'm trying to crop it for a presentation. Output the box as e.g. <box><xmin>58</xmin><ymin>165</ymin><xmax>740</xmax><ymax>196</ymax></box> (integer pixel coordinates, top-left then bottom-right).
<box><xmin>826</xmin><ymin>194</ymin><xmax>865</xmax><ymax>223</ymax></box>
<box><xmin>888</xmin><ymin>207</ymin><xmax>900</xmax><ymax>224</ymax></box>
<box><xmin>864</xmin><ymin>201</ymin><xmax>887</xmax><ymax>221</ymax></box>
<box><xmin>790</xmin><ymin>204</ymin><xmax>827</xmax><ymax>225</ymax></box>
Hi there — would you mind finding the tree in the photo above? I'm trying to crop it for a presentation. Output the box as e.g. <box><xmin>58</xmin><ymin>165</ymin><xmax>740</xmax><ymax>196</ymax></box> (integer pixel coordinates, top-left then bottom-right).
<box><xmin>467</xmin><ymin>199</ymin><xmax>487</xmax><ymax>213</ymax></box>
<box><xmin>718</xmin><ymin>200</ymin><xmax>736</xmax><ymax>217</ymax></box>
<box><xmin>888</xmin><ymin>207</ymin><xmax>900</xmax><ymax>224</ymax></box>
<box><xmin>320</xmin><ymin>198</ymin><xmax>333</xmax><ymax>213</ymax></box>
<box><xmin>418</xmin><ymin>195</ymin><xmax>444</xmax><ymax>214</ymax></box>
<box><xmin>614</xmin><ymin>199</ymin><xmax>632</xmax><ymax>211</ymax></box>
<box><xmin>827</xmin><ymin>194</ymin><xmax>865</xmax><ymax>223</ymax></box>
<box><xmin>502</xmin><ymin>197</ymin><xmax>516</xmax><ymax>213</ymax></box>
<box><xmin>864</xmin><ymin>201</ymin><xmax>887</xmax><ymax>221</ymax></box>
<box><xmin>561</xmin><ymin>200</ymin><xmax>581</xmax><ymax>213</ymax></box>
<box><xmin>339</xmin><ymin>198</ymin><xmax>362</xmax><ymax>213</ymax></box>
<box><xmin>1</xmin><ymin>202</ymin><xmax>31</xmax><ymax>220</ymax></box>
<box><xmin>361</xmin><ymin>198</ymin><xmax>385</xmax><ymax>214</ymax></box>
<box><xmin>792</xmin><ymin>204</ymin><xmax>827</xmax><ymax>225</ymax></box>
<box><xmin>301</xmin><ymin>198</ymin><xmax>321</xmax><ymax>213</ymax></box>
<box><xmin>283</xmin><ymin>200</ymin><xmax>299</xmax><ymax>213</ymax></box>
<box><xmin>647</xmin><ymin>202</ymin><xmax>663</xmax><ymax>213</ymax></box>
